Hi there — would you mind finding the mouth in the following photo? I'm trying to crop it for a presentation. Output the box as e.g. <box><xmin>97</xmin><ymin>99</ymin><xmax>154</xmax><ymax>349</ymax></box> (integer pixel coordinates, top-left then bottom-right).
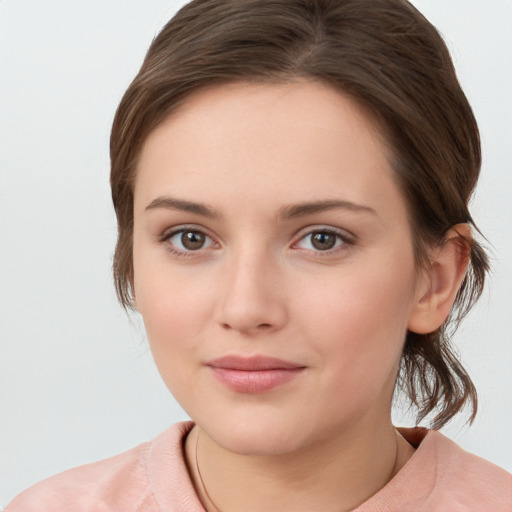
<box><xmin>206</xmin><ymin>355</ymin><xmax>307</xmax><ymax>393</ymax></box>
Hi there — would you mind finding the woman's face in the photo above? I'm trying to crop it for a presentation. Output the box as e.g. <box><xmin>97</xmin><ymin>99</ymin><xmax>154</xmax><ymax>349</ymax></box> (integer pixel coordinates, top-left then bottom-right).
<box><xmin>133</xmin><ymin>81</ymin><xmax>425</xmax><ymax>455</ymax></box>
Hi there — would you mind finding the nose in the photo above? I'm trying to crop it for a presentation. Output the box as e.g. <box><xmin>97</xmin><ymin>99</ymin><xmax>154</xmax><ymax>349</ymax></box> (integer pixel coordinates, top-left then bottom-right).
<box><xmin>215</xmin><ymin>250</ymin><xmax>288</xmax><ymax>336</ymax></box>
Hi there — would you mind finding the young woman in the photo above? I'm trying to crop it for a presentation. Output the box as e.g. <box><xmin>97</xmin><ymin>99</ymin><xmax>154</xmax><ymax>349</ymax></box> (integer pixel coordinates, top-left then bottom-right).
<box><xmin>7</xmin><ymin>0</ymin><xmax>511</xmax><ymax>510</ymax></box>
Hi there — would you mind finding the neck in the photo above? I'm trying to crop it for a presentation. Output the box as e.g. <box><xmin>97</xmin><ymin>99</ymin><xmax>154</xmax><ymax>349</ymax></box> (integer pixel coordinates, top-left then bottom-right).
<box><xmin>185</xmin><ymin>420</ymin><xmax>414</xmax><ymax>512</ymax></box>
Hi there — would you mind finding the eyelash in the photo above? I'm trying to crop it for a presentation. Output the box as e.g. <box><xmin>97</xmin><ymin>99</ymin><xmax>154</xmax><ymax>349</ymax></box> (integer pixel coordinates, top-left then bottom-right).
<box><xmin>158</xmin><ymin>225</ymin><xmax>355</xmax><ymax>259</ymax></box>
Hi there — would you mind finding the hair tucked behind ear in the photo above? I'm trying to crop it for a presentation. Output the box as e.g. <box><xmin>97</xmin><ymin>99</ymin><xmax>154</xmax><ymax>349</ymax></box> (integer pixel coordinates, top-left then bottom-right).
<box><xmin>399</xmin><ymin>234</ymin><xmax>488</xmax><ymax>429</ymax></box>
<box><xmin>110</xmin><ymin>0</ymin><xmax>489</xmax><ymax>428</ymax></box>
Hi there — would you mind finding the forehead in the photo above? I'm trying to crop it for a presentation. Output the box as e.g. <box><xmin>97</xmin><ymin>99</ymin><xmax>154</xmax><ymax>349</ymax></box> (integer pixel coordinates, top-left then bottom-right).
<box><xmin>139</xmin><ymin>80</ymin><xmax>390</xmax><ymax>162</ymax></box>
<box><xmin>134</xmin><ymin>80</ymin><xmax>402</xmax><ymax>219</ymax></box>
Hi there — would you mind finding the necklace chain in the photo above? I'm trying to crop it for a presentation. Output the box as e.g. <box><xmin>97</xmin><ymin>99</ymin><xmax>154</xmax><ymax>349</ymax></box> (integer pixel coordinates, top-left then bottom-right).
<box><xmin>195</xmin><ymin>428</ymin><xmax>223</xmax><ymax>512</ymax></box>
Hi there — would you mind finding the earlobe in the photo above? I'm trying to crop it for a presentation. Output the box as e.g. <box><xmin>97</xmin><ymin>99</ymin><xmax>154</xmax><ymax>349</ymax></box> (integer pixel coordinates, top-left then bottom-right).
<box><xmin>408</xmin><ymin>224</ymin><xmax>471</xmax><ymax>334</ymax></box>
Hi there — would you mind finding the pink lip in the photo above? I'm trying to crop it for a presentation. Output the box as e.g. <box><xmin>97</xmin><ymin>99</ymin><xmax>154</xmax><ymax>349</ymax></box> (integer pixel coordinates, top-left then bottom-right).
<box><xmin>207</xmin><ymin>355</ymin><xmax>306</xmax><ymax>393</ymax></box>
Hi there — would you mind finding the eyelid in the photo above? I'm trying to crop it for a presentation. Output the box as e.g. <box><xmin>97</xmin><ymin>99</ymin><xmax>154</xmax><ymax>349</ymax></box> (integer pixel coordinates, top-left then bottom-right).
<box><xmin>159</xmin><ymin>224</ymin><xmax>214</xmax><ymax>241</ymax></box>
<box><xmin>293</xmin><ymin>224</ymin><xmax>356</xmax><ymax>241</ymax></box>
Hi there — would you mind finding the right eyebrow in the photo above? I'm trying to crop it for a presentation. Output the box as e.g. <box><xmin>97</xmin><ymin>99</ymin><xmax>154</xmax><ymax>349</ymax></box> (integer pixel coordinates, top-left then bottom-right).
<box><xmin>144</xmin><ymin>196</ymin><xmax>220</xmax><ymax>219</ymax></box>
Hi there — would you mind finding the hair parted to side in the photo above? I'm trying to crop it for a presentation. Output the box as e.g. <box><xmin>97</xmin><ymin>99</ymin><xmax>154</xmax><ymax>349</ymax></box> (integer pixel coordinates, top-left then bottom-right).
<box><xmin>110</xmin><ymin>0</ymin><xmax>489</xmax><ymax>429</ymax></box>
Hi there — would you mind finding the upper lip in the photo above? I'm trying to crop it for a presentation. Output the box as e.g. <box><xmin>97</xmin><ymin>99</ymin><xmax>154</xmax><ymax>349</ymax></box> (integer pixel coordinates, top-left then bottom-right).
<box><xmin>207</xmin><ymin>355</ymin><xmax>305</xmax><ymax>371</ymax></box>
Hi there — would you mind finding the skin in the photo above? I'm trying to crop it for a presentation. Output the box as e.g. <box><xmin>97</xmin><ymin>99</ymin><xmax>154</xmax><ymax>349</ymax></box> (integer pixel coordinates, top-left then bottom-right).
<box><xmin>132</xmin><ymin>81</ymin><xmax>469</xmax><ymax>512</ymax></box>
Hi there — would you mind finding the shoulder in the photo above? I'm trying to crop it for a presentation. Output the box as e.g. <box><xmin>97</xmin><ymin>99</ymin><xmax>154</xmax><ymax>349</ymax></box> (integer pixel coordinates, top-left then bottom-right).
<box><xmin>357</xmin><ymin>427</ymin><xmax>511</xmax><ymax>512</ymax></box>
<box><xmin>399</xmin><ymin>427</ymin><xmax>511</xmax><ymax>511</ymax></box>
<box><xmin>6</xmin><ymin>422</ymin><xmax>196</xmax><ymax>512</ymax></box>
<box><xmin>426</xmin><ymin>429</ymin><xmax>512</xmax><ymax>509</ymax></box>
<box><xmin>6</xmin><ymin>440</ymin><xmax>155</xmax><ymax>512</ymax></box>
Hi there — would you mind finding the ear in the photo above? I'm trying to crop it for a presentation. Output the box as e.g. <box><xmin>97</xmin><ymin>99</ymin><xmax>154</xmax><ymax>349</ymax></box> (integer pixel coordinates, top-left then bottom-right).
<box><xmin>408</xmin><ymin>224</ymin><xmax>471</xmax><ymax>334</ymax></box>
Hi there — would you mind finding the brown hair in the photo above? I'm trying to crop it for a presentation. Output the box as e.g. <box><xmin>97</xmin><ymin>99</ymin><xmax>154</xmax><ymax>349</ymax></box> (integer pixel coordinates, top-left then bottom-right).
<box><xmin>110</xmin><ymin>0</ymin><xmax>489</xmax><ymax>429</ymax></box>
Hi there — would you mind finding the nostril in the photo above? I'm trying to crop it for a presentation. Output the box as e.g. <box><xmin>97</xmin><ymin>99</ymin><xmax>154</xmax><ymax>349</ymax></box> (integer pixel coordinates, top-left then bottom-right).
<box><xmin>222</xmin><ymin>322</ymin><xmax>273</xmax><ymax>331</ymax></box>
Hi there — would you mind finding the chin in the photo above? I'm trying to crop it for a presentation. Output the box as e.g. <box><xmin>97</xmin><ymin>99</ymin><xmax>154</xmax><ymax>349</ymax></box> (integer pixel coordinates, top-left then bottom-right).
<box><xmin>199</xmin><ymin>411</ymin><xmax>312</xmax><ymax>456</ymax></box>
<box><xmin>211</xmin><ymin>428</ymin><xmax>301</xmax><ymax>457</ymax></box>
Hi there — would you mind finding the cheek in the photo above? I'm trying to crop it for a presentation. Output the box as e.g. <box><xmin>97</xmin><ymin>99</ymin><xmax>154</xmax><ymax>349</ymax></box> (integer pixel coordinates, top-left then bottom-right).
<box><xmin>134</xmin><ymin>262</ymin><xmax>215</xmax><ymax>363</ymax></box>
<box><xmin>294</xmin><ymin>256</ymin><xmax>416</xmax><ymax>382</ymax></box>
<box><xmin>135</xmin><ymin>269</ymin><xmax>219</xmax><ymax>412</ymax></box>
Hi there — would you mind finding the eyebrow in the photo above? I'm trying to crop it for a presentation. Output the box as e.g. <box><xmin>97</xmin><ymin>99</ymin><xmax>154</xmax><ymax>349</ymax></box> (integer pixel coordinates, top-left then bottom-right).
<box><xmin>145</xmin><ymin>196</ymin><xmax>220</xmax><ymax>218</ymax></box>
<box><xmin>277</xmin><ymin>199</ymin><xmax>377</xmax><ymax>219</ymax></box>
<box><xmin>145</xmin><ymin>196</ymin><xmax>377</xmax><ymax>219</ymax></box>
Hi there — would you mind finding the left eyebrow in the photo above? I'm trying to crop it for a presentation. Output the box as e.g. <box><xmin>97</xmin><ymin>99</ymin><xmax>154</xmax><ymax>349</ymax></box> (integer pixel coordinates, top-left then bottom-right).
<box><xmin>277</xmin><ymin>199</ymin><xmax>377</xmax><ymax>219</ymax></box>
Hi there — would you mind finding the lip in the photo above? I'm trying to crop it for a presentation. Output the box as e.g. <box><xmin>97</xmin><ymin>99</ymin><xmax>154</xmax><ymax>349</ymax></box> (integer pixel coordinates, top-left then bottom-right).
<box><xmin>207</xmin><ymin>355</ymin><xmax>306</xmax><ymax>393</ymax></box>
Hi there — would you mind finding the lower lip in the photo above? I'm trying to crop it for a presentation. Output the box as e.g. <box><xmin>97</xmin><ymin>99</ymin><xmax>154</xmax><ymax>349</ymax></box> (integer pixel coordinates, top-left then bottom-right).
<box><xmin>209</xmin><ymin>367</ymin><xmax>305</xmax><ymax>393</ymax></box>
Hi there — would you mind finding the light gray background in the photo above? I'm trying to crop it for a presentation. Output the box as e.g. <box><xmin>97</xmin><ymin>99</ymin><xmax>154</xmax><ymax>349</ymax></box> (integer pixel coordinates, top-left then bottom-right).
<box><xmin>1</xmin><ymin>0</ymin><xmax>511</xmax><ymax>505</ymax></box>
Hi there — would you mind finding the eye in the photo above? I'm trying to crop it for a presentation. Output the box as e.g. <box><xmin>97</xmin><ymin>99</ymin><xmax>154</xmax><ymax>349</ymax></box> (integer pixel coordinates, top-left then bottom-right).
<box><xmin>162</xmin><ymin>228</ymin><xmax>216</xmax><ymax>253</ymax></box>
<box><xmin>295</xmin><ymin>229</ymin><xmax>351</xmax><ymax>252</ymax></box>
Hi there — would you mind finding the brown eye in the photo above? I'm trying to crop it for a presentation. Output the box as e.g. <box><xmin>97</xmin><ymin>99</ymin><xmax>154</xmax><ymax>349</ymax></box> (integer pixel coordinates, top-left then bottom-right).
<box><xmin>310</xmin><ymin>231</ymin><xmax>337</xmax><ymax>250</ymax></box>
<box><xmin>295</xmin><ymin>229</ymin><xmax>349</xmax><ymax>253</ymax></box>
<box><xmin>181</xmin><ymin>231</ymin><xmax>206</xmax><ymax>250</ymax></box>
<box><xmin>164</xmin><ymin>228</ymin><xmax>215</xmax><ymax>253</ymax></box>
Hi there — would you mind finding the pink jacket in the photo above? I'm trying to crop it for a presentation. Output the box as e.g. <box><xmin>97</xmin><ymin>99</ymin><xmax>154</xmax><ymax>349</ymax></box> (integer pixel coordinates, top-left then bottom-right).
<box><xmin>7</xmin><ymin>422</ymin><xmax>512</xmax><ymax>511</ymax></box>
